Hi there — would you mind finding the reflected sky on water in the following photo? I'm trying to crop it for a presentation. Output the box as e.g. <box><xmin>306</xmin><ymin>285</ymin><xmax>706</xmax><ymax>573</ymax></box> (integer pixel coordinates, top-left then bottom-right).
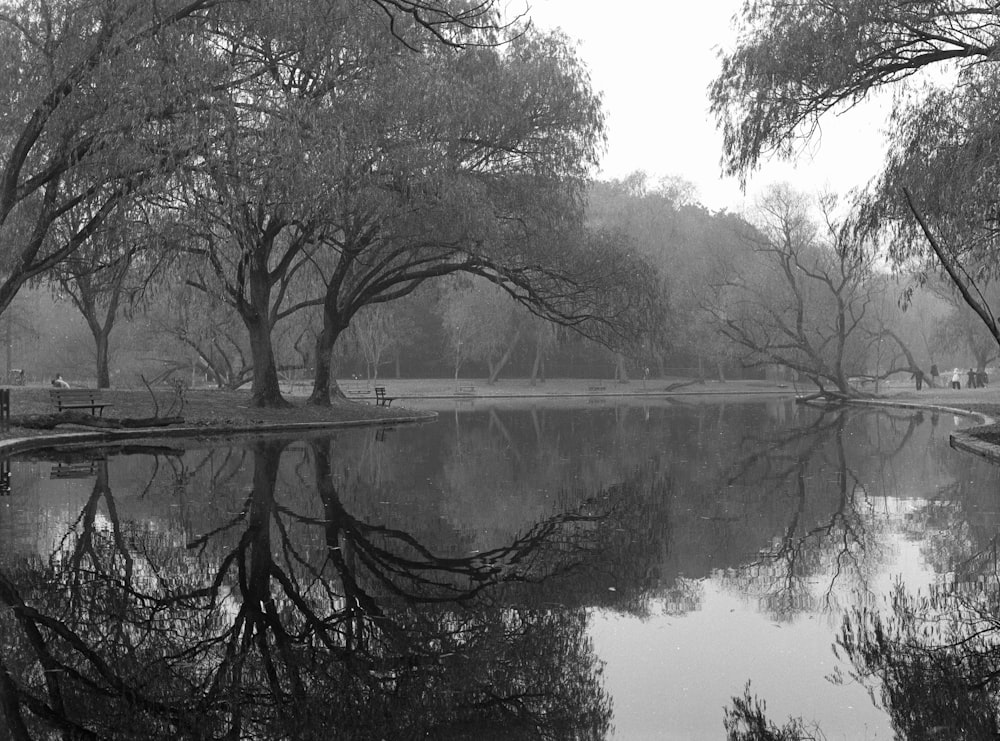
<box><xmin>0</xmin><ymin>398</ymin><xmax>997</xmax><ymax>739</ymax></box>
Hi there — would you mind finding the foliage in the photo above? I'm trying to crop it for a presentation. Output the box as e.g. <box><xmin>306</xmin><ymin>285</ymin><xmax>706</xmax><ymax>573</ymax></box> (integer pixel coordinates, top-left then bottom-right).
<box><xmin>724</xmin><ymin>683</ymin><xmax>823</xmax><ymax>741</ymax></box>
<box><xmin>711</xmin><ymin>1</ymin><xmax>1000</xmax><ymax>357</ymax></box>
<box><xmin>838</xmin><ymin>583</ymin><xmax>1000</xmax><ymax>739</ymax></box>
<box><xmin>586</xmin><ymin>173</ymin><xmax>747</xmax><ymax>375</ymax></box>
<box><xmin>710</xmin><ymin>0</ymin><xmax>999</xmax><ymax>180</ymax></box>
<box><xmin>300</xmin><ymin>24</ymin><xmax>662</xmax><ymax>403</ymax></box>
<box><xmin>0</xmin><ymin>0</ymin><xmax>234</xmax><ymax>316</ymax></box>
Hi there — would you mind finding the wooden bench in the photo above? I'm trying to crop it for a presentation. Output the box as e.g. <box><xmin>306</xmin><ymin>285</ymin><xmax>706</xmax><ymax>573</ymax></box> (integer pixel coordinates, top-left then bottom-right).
<box><xmin>587</xmin><ymin>385</ymin><xmax>606</xmax><ymax>392</ymax></box>
<box><xmin>456</xmin><ymin>385</ymin><xmax>476</xmax><ymax>395</ymax></box>
<box><xmin>374</xmin><ymin>386</ymin><xmax>395</xmax><ymax>407</ymax></box>
<box><xmin>50</xmin><ymin>389</ymin><xmax>112</xmax><ymax>416</ymax></box>
<box><xmin>50</xmin><ymin>461</ymin><xmax>102</xmax><ymax>479</ymax></box>
<box><xmin>343</xmin><ymin>381</ymin><xmax>371</xmax><ymax>397</ymax></box>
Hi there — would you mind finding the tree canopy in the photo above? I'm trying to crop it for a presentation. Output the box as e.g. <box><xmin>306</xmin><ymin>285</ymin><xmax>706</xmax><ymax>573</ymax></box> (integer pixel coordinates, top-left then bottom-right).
<box><xmin>710</xmin><ymin>1</ymin><xmax>1000</xmax><ymax>180</ymax></box>
<box><xmin>0</xmin><ymin>0</ymin><xmax>664</xmax><ymax>403</ymax></box>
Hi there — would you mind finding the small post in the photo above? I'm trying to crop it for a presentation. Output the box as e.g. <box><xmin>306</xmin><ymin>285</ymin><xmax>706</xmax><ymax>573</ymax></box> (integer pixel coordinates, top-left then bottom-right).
<box><xmin>0</xmin><ymin>388</ymin><xmax>9</xmax><ymax>425</ymax></box>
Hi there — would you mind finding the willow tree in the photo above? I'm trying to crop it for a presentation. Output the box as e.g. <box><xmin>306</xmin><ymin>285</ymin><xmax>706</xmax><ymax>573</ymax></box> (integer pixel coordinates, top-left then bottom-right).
<box><xmin>0</xmin><ymin>0</ymin><xmax>235</xmax><ymax>323</ymax></box>
<box><xmin>710</xmin><ymin>2</ymin><xmax>1000</xmax><ymax>350</ymax></box>
<box><xmin>304</xmin><ymin>28</ymin><xmax>660</xmax><ymax>404</ymax></box>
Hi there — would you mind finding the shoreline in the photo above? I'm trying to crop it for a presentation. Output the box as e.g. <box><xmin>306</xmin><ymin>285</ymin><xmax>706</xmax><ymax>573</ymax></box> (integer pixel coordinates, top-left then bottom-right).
<box><xmin>3</xmin><ymin>379</ymin><xmax>1000</xmax><ymax>461</ymax></box>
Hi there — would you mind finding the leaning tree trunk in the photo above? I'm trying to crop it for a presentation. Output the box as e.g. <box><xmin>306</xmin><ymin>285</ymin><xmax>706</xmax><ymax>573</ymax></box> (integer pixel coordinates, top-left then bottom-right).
<box><xmin>487</xmin><ymin>328</ymin><xmax>522</xmax><ymax>385</ymax></box>
<box><xmin>309</xmin><ymin>318</ymin><xmax>348</xmax><ymax>406</ymax></box>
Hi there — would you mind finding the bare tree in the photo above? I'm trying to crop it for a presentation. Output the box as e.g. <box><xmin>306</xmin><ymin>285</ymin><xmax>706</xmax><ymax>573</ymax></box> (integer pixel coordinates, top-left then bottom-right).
<box><xmin>708</xmin><ymin>186</ymin><xmax>917</xmax><ymax>397</ymax></box>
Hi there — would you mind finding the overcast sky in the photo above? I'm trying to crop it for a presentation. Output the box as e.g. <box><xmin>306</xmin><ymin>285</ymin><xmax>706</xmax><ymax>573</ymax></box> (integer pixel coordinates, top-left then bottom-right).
<box><xmin>528</xmin><ymin>1</ymin><xmax>890</xmax><ymax>212</ymax></box>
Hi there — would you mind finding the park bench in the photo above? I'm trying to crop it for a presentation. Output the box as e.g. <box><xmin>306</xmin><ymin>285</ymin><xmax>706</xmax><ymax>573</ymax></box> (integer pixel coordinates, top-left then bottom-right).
<box><xmin>50</xmin><ymin>460</ymin><xmax>102</xmax><ymax>479</ymax></box>
<box><xmin>456</xmin><ymin>385</ymin><xmax>476</xmax><ymax>395</ymax></box>
<box><xmin>587</xmin><ymin>384</ymin><xmax>606</xmax><ymax>392</ymax></box>
<box><xmin>343</xmin><ymin>381</ymin><xmax>371</xmax><ymax>397</ymax></box>
<box><xmin>50</xmin><ymin>388</ymin><xmax>112</xmax><ymax>416</ymax></box>
<box><xmin>374</xmin><ymin>386</ymin><xmax>395</xmax><ymax>407</ymax></box>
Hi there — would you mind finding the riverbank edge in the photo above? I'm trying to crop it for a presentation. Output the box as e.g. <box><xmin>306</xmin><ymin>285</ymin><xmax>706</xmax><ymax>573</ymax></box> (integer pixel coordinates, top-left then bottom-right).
<box><xmin>0</xmin><ymin>411</ymin><xmax>438</xmax><ymax>458</ymax></box>
<box><xmin>5</xmin><ymin>392</ymin><xmax>1000</xmax><ymax>466</ymax></box>
<box><xmin>836</xmin><ymin>397</ymin><xmax>1000</xmax><ymax>464</ymax></box>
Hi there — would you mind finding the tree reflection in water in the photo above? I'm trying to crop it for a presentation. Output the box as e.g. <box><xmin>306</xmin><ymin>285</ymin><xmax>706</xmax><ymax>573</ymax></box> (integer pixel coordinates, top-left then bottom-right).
<box><xmin>0</xmin><ymin>437</ymin><xmax>643</xmax><ymax>739</ymax></box>
<box><xmin>4</xmin><ymin>401</ymin><xmax>987</xmax><ymax>738</ymax></box>
<box><xmin>836</xmin><ymin>578</ymin><xmax>1000</xmax><ymax>740</ymax></box>
<box><xmin>728</xmin><ymin>577</ymin><xmax>1000</xmax><ymax>740</ymax></box>
<box><xmin>714</xmin><ymin>406</ymin><xmax>933</xmax><ymax>622</ymax></box>
<box><xmin>719</xmin><ymin>403</ymin><xmax>1000</xmax><ymax>739</ymax></box>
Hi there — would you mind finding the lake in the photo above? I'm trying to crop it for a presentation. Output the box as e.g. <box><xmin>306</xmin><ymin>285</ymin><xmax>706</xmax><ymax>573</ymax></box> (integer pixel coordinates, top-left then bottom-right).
<box><xmin>0</xmin><ymin>397</ymin><xmax>998</xmax><ymax>739</ymax></box>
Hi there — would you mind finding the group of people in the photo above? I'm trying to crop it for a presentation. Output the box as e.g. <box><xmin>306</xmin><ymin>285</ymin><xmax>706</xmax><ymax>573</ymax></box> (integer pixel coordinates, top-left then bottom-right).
<box><xmin>930</xmin><ymin>365</ymin><xmax>989</xmax><ymax>390</ymax></box>
<box><xmin>962</xmin><ymin>367</ymin><xmax>989</xmax><ymax>389</ymax></box>
<box><xmin>917</xmin><ymin>364</ymin><xmax>991</xmax><ymax>390</ymax></box>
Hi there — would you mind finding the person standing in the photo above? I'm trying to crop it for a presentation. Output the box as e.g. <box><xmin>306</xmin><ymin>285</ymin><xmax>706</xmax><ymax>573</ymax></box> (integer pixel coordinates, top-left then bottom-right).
<box><xmin>930</xmin><ymin>364</ymin><xmax>940</xmax><ymax>387</ymax></box>
<box><xmin>968</xmin><ymin>368</ymin><xmax>977</xmax><ymax>389</ymax></box>
<box><xmin>952</xmin><ymin>368</ymin><xmax>961</xmax><ymax>389</ymax></box>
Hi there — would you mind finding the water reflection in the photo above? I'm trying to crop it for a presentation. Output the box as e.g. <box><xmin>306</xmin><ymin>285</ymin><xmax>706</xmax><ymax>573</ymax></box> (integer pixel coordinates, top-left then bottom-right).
<box><xmin>0</xmin><ymin>399</ymin><xmax>996</xmax><ymax>738</ymax></box>
<box><xmin>0</xmin><ymin>435</ymin><xmax>646</xmax><ymax>738</ymax></box>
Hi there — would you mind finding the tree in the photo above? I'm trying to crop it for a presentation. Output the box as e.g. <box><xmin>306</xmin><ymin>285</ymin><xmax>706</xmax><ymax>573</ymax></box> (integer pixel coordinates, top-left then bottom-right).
<box><xmin>709</xmin><ymin>1</ymin><xmax>999</xmax><ymax>181</ymax></box>
<box><xmin>146</xmin><ymin>281</ymin><xmax>254</xmax><ymax>389</ymax></box>
<box><xmin>708</xmin><ymin>186</ymin><xmax>914</xmax><ymax>396</ymax></box>
<box><xmin>0</xmin><ymin>0</ymin><xmax>523</xmax><ymax>400</ymax></box>
<box><xmin>303</xmin><ymin>28</ymin><xmax>661</xmax><ymax>404</ymax></box>
<box><xmin>587</xmin><ymin>173</ymin><xmax>750</xmax><ymax>380</ymax></box>
<box><xmin>345</xmin><ymin>303</ymin><xmax>396</xmax><ymax>382</ymax></box>
<box><xmin>49</xmin><ymin>201</ymin><xmax>159</xmax><ymax>388</ymax></box>
<box><xmin>0</xmin><ymin>0</ymin><xmax>234</xmax><ymax>324</ymax></box>
<box><xmin>710</xmin><ymin>2</ymin><xmax>1000</xmax><ymax>354</ymax></box>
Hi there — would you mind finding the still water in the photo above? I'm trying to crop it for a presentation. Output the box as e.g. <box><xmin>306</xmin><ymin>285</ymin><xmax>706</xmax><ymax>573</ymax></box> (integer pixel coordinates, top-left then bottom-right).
<box><xmin>1</xmin><ymin>397</ymin><xmax>998</xmax><ymax>739</ymax></box>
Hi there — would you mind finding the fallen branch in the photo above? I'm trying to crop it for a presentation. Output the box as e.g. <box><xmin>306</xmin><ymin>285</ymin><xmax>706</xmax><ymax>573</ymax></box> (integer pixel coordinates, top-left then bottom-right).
<box><xmin>664</xmin><ymin>379</ymin><xmax>701</xmax><ymax>393</ymax></box>
<box><xmin>795</xmin><ymin>389</ymin><xmax>853</xmax><ymax>406</ymax></box>
<box><xmin>10</xmin><ymin>412</ymin><xmax>185</xmax><ymax>430</ymax></box>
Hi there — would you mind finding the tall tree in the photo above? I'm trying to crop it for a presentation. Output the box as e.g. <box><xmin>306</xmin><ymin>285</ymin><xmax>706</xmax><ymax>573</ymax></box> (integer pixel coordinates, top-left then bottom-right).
<box><xmin>303</xmin><ymin>28</ymin><xmax>660</xmax><ymax>404</ymax></box>
<box><xmin>708</xmin><ymin>186</ymin><xmax>913</xmax><ymax>396</ymax></box>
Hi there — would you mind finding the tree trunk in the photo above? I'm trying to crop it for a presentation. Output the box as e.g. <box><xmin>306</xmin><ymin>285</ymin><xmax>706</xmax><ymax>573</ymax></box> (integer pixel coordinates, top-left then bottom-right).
<box><xmin>95</xmin><ymin>331</ymin><xmax>111</xmax><ymax>388</ymax></box>
<box><xmin>529</xmin><ymin>341</ymin><xmax>543</xmax><ymax>386</ymax></box>
<box><xmin>247</xmin><ymin>316</ymin><xmax>288</xmax><ymax>408</ymax></box>
<box><xmin>487</xmin><ymin>327</ymin><xmax>522</xmax><ymax>385</ymax></box>
<box><xmin>308</xmin><ymin>319</ymin><xmax>348</xmax><ymax>406</ymax></box>
<box><xmin>614</xmin><ymin>354</ymin><xmax>629</xmax><ymax>383</ymax></box>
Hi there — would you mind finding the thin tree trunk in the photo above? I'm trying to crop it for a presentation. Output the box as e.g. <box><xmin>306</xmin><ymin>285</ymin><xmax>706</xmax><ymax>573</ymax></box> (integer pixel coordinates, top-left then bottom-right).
<box><xmin>95</xmin><ymin>331</ymin><xmax>111</xmax><ymax>388</ymax></box>
<box><xmin>529</xmin><ymin>340</ymin><xmax>543</xmax><ymax>386</ymax></box>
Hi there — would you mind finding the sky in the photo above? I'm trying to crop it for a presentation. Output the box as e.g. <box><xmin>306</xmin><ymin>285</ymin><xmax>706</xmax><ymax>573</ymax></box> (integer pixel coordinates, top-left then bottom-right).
<box><xmin>527</xmin><ymin>1</ymin><xmax>891</xmax><ymax>213</ymax></box>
